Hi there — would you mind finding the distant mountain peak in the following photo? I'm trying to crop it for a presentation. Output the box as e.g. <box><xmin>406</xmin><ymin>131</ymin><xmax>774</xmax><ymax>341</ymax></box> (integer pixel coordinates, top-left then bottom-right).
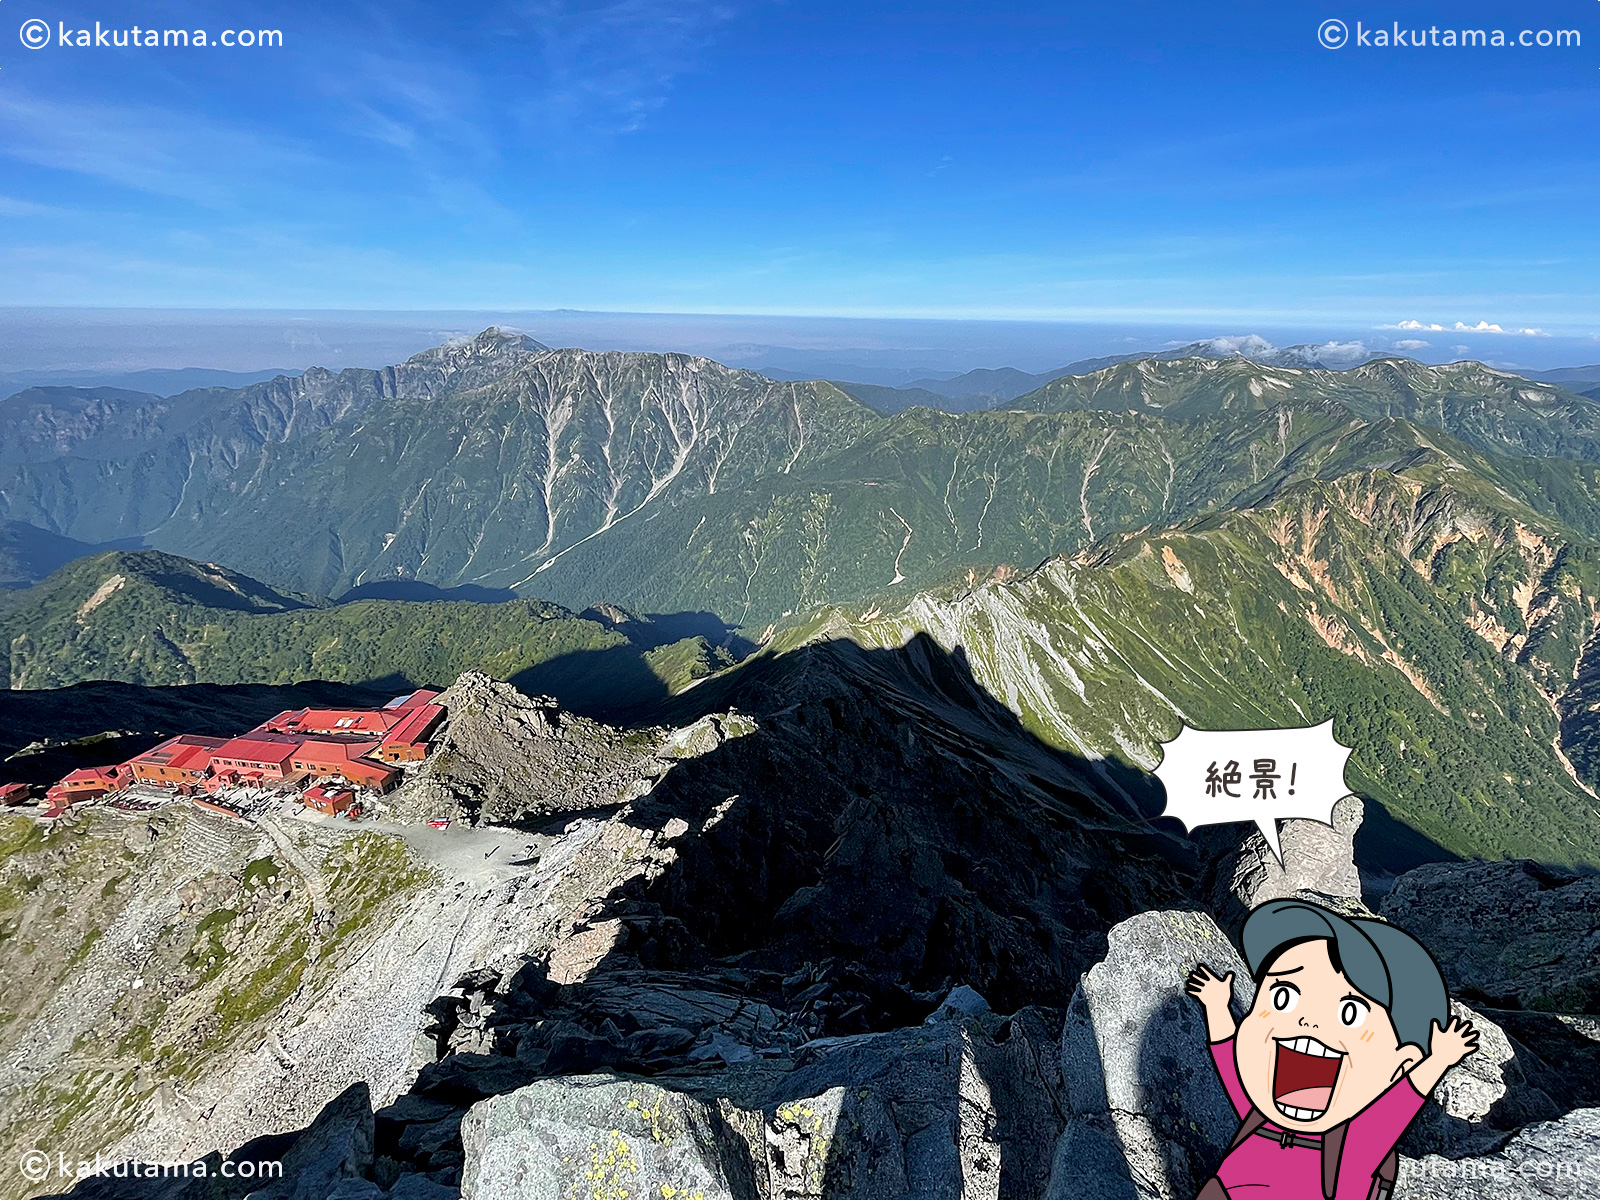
<box><xmin>1161</xmin><ymin>336</ymin><xmax>1382</xmax><ymax>370</ymax></box>
<box><xmin>404</xmin><ymin>326</ymin><xmax>551</xmax><ymax>368</ymax></box>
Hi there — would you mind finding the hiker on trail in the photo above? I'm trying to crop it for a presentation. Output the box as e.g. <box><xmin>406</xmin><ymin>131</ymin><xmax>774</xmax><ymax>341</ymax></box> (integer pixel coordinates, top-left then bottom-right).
<box><xmin>1186</xmin><ymin>898</ymin><xmax>1479</xmax><ymax>1200</ymax></box>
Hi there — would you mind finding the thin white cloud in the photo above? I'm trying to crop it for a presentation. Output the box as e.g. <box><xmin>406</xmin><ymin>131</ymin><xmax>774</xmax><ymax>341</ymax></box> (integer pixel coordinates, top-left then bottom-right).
<box><xmin>1303</xmin><ymin>339</ymin><xmax>1371</xmax><ymax>366</ymax></box>
<box><xmin>1392</xmin><ymin>339</ymin><xmax>1429</xmax><ymax>351</ymax></box>
<box><xmin>1453</xmin><ymin>320</ymin><xmax>1550</xmax><ymax>337</ymax></box>
<box><xmin>1197</xmin><ymin>334</ymin><xmax>1277</xmax><ymax>357</ymax></box>
<box><xmin>514</xmin><ymin>0</ymin><xmax>746</xmax><ymax>137</ymax></box>
<box><xmin>1387</xmin><ymin>319</ymin><xmax>1549</xmax><ymax>337</ymax></box>
<box><xmin>0</xmin><ymin>195</ymin><xmax>66</xmax><ymax>217</ymax></box>
<box><xmin>0</xmin><ymin>87</ymin><xmax>323</xmax><ymax>205</ymax></box>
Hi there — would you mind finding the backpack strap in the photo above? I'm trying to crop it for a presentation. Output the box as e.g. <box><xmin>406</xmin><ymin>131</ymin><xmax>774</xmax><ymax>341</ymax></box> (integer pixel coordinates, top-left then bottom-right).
<box><xmin>1369</xmin><ymin>1148</ymin><xmax>1399</xmax><ymax>1200</ymax></box>
<box><xmin>1227</xmin><ymin>1107</ymin><xmax>1270</xmax><ymax>1153</ymax></box>
<box><xmin>1229</xmin><ymin>1111</ymin><xmax>1390</xmax><ymax>1200</ymax></box>
<box><xmin>1320</xmin><ymin>1122</ymin><xmax>1348</xmax><ymax>1200</ymax></box>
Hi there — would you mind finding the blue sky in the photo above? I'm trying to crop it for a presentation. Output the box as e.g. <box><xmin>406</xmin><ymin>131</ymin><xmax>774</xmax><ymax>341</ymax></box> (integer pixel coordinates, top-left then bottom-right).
<box><xmin>1</xmin><ymin>0</ymin><xmax>1597</xmax><ymax>344</ymax></box>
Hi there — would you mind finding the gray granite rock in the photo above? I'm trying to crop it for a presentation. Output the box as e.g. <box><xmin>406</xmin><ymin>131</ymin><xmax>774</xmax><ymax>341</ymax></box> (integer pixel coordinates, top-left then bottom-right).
<box><xmin>1209</xmin><ymin>797</ymin><xmax>1366</xmax><ymax>931</ymax></box>
<box><xmin>385</xmin><ymin>1175</ymin><xmax>460</xmax><ymax>1200</ymax></box>
<box><xmin>1399</xmin><ymin>1001</ymin><xmax>1521</xmax><ymax>1158</ymax></box>
<box><xmin>459</xmin><ymin>1074</ymin><xmax>754</xmax><ymax>1200</ymax></box>
<box><xmin>1043</xmin><ymin>910</ymin><xmax>1249</xmax><ymax>1200</ymax></box>
<box><xmin>460</xmin><ymin>1010</ymin><xmax>1064</xmax><ymax>1200</ymax></box>
<box><xmin>1381</xmin><ymin>859</ymin><xmax>1600</xmax><ymax>1014</ymax></box>
<box><xmin>1397</xmin><ymin>1107</ymin><xmax>1600</xmax><ymax>1198</ymax></box>
<box><xmin>255</xmin><ymin>1082</ymin><xmax>376</xmax><ymax>1200</ymax></box>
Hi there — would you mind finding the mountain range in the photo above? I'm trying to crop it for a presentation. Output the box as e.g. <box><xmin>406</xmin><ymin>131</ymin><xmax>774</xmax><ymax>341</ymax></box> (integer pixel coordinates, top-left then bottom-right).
<box><xmin>6</xmin><ymin>328</ymin><xmax>1600</xmax><ymax>626</ymax></box>
<box><xmin>0</xmin><ymin>367</ymin><xmax>301</xmax><ymax>402</ymax></box>
<box><xmin>830</xmin><ymin>335</ymin><xmax>1389</xmax><ymax>413</ymax></box>
<box><xmin>5</xmin><ymin>326</ymin><xmax>1600</xmax><ymax>1200</ymax></box>
<box><xmin>9</xmin><ymin>328</ymin><xmax>1600</xmax><ymax>869</ymax></box>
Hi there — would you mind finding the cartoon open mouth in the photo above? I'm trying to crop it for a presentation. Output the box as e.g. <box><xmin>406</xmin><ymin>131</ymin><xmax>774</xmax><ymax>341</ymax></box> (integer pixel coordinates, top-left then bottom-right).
<box><xmin>1272</xmin><ymin>1036</ymin><xmax>1345</xmax><ymax>1121</ymax></box>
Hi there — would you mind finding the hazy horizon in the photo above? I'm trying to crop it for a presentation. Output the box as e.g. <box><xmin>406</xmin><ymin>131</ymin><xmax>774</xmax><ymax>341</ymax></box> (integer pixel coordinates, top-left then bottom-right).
<box><xmin>3</xmin><ymin>308</ymin><xmax>1597</xmax><ymax>387</ymax></box>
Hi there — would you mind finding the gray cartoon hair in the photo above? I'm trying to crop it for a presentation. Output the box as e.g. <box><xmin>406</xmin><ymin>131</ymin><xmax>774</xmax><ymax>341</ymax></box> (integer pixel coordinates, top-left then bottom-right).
<box><xmin>1242</xmin><ymin>899</ymin><xmax>1449</xmax><ymax>1054</ymax></box>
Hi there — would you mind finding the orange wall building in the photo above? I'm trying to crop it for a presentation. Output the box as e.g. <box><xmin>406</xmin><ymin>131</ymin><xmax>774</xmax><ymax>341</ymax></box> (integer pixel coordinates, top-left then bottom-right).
<box><xmin>45</xmin><ymin>766</ymin><xmax>125</xmax><ymax>805</ymax></box>
<box><xmin>290</xmin><ymin>739</ymin><xmax>401</xmax><ymax>792</ymax></box>
<box><xmin>372</xmin><ymin>703</ymin><xmax>445</xmax><ymax>763</ymax></box>
<box><xmin>209</xmin><ymin>735</ymin><xmax>298</xmax><ymax>779</ymax></box>
<box><xmin>127</xmin><ymin>735</ymin><xmax>228</xmax><ymax>787</ymax></box>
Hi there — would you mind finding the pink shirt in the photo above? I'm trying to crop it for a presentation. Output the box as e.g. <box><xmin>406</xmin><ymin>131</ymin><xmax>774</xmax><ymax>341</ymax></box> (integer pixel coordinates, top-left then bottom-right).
<box><xmin>1208</xmin><ymin>1038</ymin><xmax>1426</xmax><ymax>1199</ymax></box>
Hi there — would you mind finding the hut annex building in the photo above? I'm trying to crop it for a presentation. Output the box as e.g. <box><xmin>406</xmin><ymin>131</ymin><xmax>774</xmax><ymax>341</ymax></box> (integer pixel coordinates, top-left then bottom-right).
<box><xmin>38</xmin><ymin>689</ymin><xmax>444</xmax><ymax>818</ymax></box>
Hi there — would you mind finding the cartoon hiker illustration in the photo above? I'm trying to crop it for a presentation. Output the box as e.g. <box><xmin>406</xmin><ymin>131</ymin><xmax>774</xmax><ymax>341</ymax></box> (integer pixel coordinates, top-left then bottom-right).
<box><xmin>1185</xmin><ymin>898</ymin><xmax>1479</xmax><ymax>1200</ymax></box>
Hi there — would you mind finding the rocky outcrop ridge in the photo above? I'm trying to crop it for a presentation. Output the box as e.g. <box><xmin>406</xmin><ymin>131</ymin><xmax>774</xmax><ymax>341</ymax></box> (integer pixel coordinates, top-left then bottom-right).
<box><xmin>1380</xmin><ymin>859</ymin><xmax>1600</xmax><ymax>1013</ymax></box>
<box><xmin>1205</xmin><ymin>795</ymin><xmax>1366</xmax><ymax>932</ymax></box>
<box><xmin>389</xmin><ymin>672</ymin><xmax>672</xmax><ymax>825</ymax></box>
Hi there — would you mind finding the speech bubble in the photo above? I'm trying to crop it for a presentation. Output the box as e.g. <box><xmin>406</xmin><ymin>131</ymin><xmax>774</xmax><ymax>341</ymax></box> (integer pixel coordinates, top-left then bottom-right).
<box><xmin>1153</xmin><ymin>719</ymin><xmax>1355</xmax><ymax>866</ymax></box>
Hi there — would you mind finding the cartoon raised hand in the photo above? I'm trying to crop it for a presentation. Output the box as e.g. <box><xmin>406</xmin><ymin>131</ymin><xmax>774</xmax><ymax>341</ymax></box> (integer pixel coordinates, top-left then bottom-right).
<box><xmin>1186</xmin><ymin>963</ymin><xmax>1238</xmax><ymax>1043</ymax></box>
<box><xmin>1408</xmin><ymin>1014</ymin><xmax>1480</xmax><ymax>1094</ymax></box>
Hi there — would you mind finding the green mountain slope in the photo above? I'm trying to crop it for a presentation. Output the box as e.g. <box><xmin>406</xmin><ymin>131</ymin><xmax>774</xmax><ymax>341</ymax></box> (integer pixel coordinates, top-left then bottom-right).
<box><xmin>0</xmin><ymin>329</ymin><xmax>552</xmax><ymax>544</ymax></box>
<box><xmin>1015</xmin><ymin>357</ymin><xmax>1600</xmax><ymax>461</ymax></box>
<box><xmin>828</xmin><ymin>380</ymin><xmax>979</xmax><ymax>414</ymax></box>
<box><xmin>0</xmin><ymin>551</ymin><xmax>726</xmax><ymax>707</ymax></box>
<box><xmin>9</xmin><ymin>331</ymin><xmax>1600</xmax><ymax>629</ymax></box>
<box><xmin>776</xmin><ymin>469</ymin><xmax>1600</xmax><ymax>867</ymax></box>
<box><xmin>488</xmin><ymin>403</ymin><xmax>1600</xmax><ymax>630</ymax></box>
<box><xmin>151</xmin><ymin>349</ymin><xmax>875</xmax><ymax>601</ymax></box>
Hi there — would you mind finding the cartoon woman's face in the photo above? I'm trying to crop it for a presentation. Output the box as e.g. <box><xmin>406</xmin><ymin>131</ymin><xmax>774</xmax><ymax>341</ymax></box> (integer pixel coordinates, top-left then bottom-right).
<box><xmin>1235</xmin><ymin>939</ymin><xmax>1424</xmax><ymax>1132</ymax></box>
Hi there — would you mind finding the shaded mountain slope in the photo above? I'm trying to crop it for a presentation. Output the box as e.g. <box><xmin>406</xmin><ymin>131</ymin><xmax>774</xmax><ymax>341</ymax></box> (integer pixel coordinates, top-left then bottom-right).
<box><xmin>779</xmin><ymin>469</ymin><xmax>1600</xmax><ymax>867</ymax></box>
<box><xmin>0</xmin><ymin>551</ymin><xmax>727</xmax><ymax>707</ymax></box>
<box><xmin>0</xmin><ymin>521</ymin><xmax>137</xmax><ymax>590</ymax></box>
<box><xmin>594</xmin><ymin>633</ymin><xmax>1196</xmax><ymax>1013</ymax></box>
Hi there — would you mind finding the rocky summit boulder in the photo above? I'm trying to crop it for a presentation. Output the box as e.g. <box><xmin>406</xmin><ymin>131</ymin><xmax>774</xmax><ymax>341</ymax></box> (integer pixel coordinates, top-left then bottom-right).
<box><xmin>1204</xmin><ymin>797</ymin><xmax>1366</xmax><ymax>933</ymax></box>
<box><xmin>390</xmin><ymin>672</ymin><xmax>669</xmax><ymax>825</ymax></box>
<box><xmin>40</xmin><ymin>1083</ymin><xmax>374</xmax><ymax>1200</ymax></box>
<box><xmin>461</xmin><ymin>1074</ymin><xmax>753</xmax><ymax>1200</ymax></box>
<box><xmin>1398</xmin><ymin>1001</ymin><xmax>1538</xmax><ymax>1159</ymax></box>
<box><xmin>460</xmin><ymin>1008</ymin><xmax>1064</xmax><ymax>1200</ymax></box>
<box><xmin>1043</xmin><ymin>909</ymin><xmax>1248</xmax><ymax>1200</ymax></box>
<box><xmin>1380</xmin><ymin>860</ymin><xmax>1600</xmax><ymax>1013</ymax></box>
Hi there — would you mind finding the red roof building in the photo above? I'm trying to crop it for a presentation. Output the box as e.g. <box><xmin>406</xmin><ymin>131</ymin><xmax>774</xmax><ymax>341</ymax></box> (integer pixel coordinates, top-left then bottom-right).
<box><xmin>209</xmin><ymin>734</ymin><xmax>299</xmax><ymax>780</ymax></box>
<box><xmin>45</xmin><ymin>765</ymin><xmax>125</xmax><ymax>806</ymax></box>
<box><xmin>372</xmin><ymin>703</ymin><xmax>444</xmax><ymax>764</ymax></box>
<box><xmin>0</xmin><ymin>782</ymin><xmax>32</xmax><ymax>806</ymax></box>
<box><xmin>126</xmin><ymin>735</ymin><xmax>228</xmax><ymax>787</ymax></box>
<box><xmin>385</xmin><ymin>689</ymin><xmax>442</xmax><ymax>710</ymax></box>
<box><xmin>290</xmin><ymin>738</ymin><xmax>400</xmax><ymax>792</ymax></box>
<box><xmin>262</xmin><ymin>708</ymin><xmax>395</xmax><ymax>736</ymax></box>
<box><xmin>258</xmin><ymin>691</ymin><xmax>441</xmax><ymax>737</ymax></box>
